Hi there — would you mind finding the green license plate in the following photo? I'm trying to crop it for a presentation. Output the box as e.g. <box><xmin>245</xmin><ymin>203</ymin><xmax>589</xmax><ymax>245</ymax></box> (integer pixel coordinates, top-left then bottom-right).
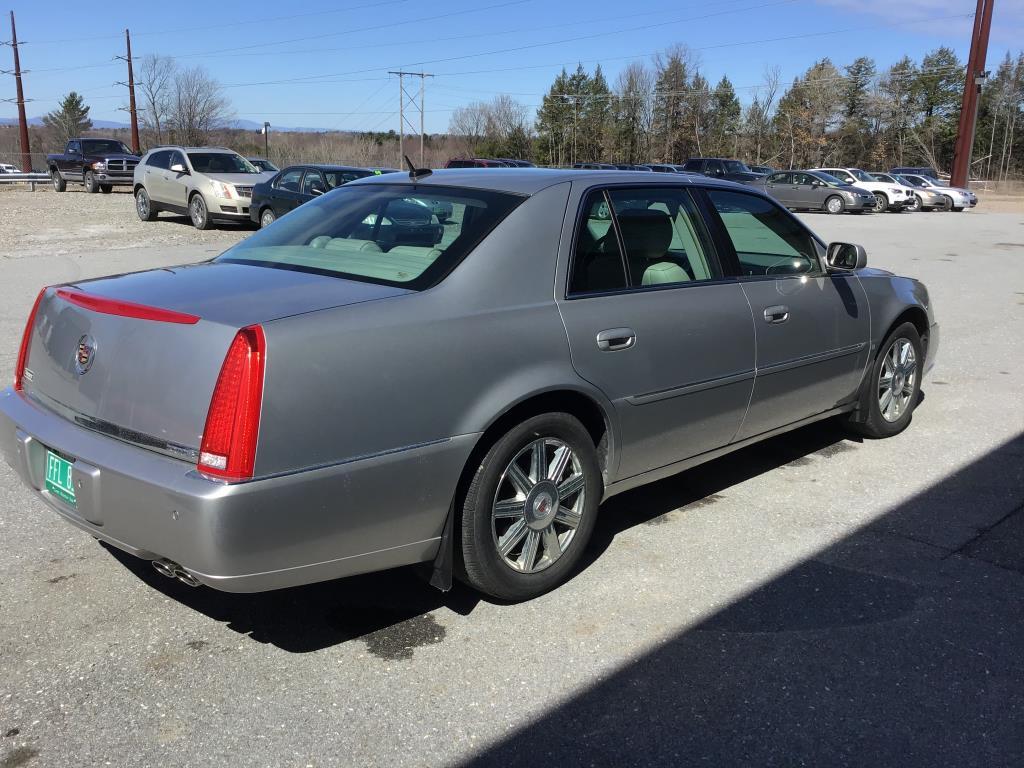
<box><xmin>45</xmin><ymin>450</ymin><xmax>76</xmax><ymax>507</ymax></box>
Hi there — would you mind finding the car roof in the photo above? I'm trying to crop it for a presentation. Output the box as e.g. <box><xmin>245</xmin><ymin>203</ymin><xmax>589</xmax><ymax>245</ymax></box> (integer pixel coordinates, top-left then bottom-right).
<box><xmin>348</xmin><ymin>168</ymin><xmax>750</xmax><ymax>195</ymax></box>
<box><xmin>284</xmin><ymin>164</ymin><xmax>371</xmax><ymax>172</ymax></box>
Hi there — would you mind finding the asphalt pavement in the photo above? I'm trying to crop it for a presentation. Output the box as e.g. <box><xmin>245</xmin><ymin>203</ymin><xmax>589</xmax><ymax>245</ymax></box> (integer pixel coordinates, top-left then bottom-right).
<box><xmin>1</xmin><ymin>207</ymin><xmax>1023</xmax><ymax>767</ymax></box>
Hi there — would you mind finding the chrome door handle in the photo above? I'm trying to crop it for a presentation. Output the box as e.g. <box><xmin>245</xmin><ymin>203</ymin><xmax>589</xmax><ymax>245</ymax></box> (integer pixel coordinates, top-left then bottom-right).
<box><xmin>596</xmin><ymin>328</ymin><xmax>636</xmax><ymax>351</ymax></box>
<box><xmin>764</xmin><ymin>305</ymin><xmax>790</xmax><ymax>324</ymax></box>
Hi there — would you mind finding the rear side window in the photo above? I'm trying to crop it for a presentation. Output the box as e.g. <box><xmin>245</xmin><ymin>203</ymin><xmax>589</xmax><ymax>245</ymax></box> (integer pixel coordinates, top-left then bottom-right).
<box><xmin>218</xmin><ymin>184</ymin><xmax>524</xmax><ymax>290</ymax></box>
<box><xmin>706</xmin><ymin>189</ymin><xmax>821</xmax><ymax>277</ymax></box>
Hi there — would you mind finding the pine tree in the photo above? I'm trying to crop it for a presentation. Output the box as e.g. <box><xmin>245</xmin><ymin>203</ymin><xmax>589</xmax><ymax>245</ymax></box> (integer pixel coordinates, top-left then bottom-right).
<box><xmin>43</xmin><ymin>92</ymin><xmax>93</xmax><ymax>146</ymax></box>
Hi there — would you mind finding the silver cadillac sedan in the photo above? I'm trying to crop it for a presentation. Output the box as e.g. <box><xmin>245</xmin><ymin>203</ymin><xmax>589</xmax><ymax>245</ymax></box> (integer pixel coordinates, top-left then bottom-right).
<box><xmin>0</xmin><ymin>169</ymin><xmax>938</xmax><ymax>601</ymax></box>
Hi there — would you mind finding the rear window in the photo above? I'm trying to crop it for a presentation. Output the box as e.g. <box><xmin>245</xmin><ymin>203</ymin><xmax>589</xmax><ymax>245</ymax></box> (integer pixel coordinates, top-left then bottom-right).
<box><xmin>217</xmin><ymin>183</ymin><xmax>525</xmax><ymax>290</ymax></box>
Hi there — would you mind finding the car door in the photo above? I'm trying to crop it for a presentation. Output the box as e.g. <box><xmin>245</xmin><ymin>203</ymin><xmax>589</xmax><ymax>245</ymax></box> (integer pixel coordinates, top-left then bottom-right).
<box><xmin>790</xmin><ymin>172</ymin><xmax>819</xmax><ymax>209</ymax></box>
<box><xmin>556</xmin><ymin>184</ymin><xmax>756</xmax><ymax>480</ymax></box>
<box><xmin>765</xmin><ymin>172</ymin><xmax>794</xmax><ymax>205</ymax></box>
<box><xmin>272</xmin><ymin>167</ymin><xmax>306</xmax><ymax>216</ymax></box>
<box><xmin>700</xmin><ymin>187</ymin><xmax>870</xmax><ymax>439</ymax></box>
<box><xmin>64</xmin><ymin>140</ymin><xmax>82</xmax><ymax>177</ymax></box>
<box><xmin>163</xmin><ymin>150</ymin><xmax>190</xmax><ymax>209</ymax></box>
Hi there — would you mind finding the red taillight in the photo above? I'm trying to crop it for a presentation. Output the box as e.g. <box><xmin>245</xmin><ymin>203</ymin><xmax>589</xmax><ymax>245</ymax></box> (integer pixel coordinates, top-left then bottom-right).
<box><xmin>14</xmin><ymin>288</ymin><xmax>47</xmax><ymax>391</ymax></box>
<box><xmin>56</xmin><ymin>288</ymin><xmax>199</xmax><ymax>325</ymax></box>
<box><xmin>198</xmin><ymin>325</ymin><xmax>266</xmax><ymax>481</ymax></box>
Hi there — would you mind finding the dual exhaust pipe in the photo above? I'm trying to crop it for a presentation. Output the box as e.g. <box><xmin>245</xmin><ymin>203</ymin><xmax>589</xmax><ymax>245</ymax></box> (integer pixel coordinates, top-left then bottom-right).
<box><xmin>152</xmin><ymin>558</ymin><xmax>201</xmax><ymax>587</ymax></box>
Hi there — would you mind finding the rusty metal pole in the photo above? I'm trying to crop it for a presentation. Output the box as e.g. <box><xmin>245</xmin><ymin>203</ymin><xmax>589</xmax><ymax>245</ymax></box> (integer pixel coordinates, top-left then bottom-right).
<box><xmin>951</xmin><ymin>0</ymin><xmax>994</xmax><ymax>187</ymax></box>
<box><xmin>8</xmin><ymin>12</ymin><xmax>32</xmax><ymax>172</ymax></box>
<box><xmin>125</xmin><ymin>29</ymin><xmax>140</xmax><ymax>154</ymax></box>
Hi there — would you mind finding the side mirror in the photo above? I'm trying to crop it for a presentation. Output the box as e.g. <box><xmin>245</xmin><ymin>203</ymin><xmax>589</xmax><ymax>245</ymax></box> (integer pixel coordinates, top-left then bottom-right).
<box><xmin>826</xmin><ymin>242</ymin><xmax>867</xmax><ymax>270</ymax></box>
<box><xmin>170</xmin><ymin>163</ymin><xmax>188</xmax><ymax>174</ymax></box>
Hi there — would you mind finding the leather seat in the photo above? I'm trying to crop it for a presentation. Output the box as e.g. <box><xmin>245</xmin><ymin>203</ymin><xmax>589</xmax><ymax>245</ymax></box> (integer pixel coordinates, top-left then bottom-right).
<box><xmin>616</xmin><ymin>209</ymin><xmax>689</xmax><ymax>286</ymax></box>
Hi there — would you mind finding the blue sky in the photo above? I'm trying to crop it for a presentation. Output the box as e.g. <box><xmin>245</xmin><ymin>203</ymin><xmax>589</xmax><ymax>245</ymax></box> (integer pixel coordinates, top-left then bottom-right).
<box><xmin>3</xmin><ymin>0</ymin><xmax>1022</xmax><ymax>133</ymax></box>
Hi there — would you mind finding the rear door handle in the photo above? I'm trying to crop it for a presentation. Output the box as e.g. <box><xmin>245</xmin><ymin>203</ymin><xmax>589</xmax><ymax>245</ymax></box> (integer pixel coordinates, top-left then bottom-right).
<box><xmin>764</xmin><ymin>305</ymin><xmax>790</xmax><ymax>324</ymax></box>
<box><xmin>596</xmin><ymin>328</ymin><xmax>636</xmax><ymax>351</ymax></box>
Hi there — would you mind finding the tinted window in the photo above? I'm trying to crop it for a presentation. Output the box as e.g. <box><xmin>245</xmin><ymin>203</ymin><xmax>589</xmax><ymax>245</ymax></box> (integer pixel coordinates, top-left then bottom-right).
<box><xmin>682</xmin><ymin>160</ymin><xmax>702</xmax><ymax>171</ymax></box>
<box><xmin>218</xmin><ymin>184</ymin><xmax>523</xmax><ymax>290</ymax></box>
<box><xmin>569</xmin><ymin>191</ymin><xmax>626</xmax><ymax>294</ymax></box>
<box><xmin>301</xmin><ymin>170</ymin><xmax>327</xmax><ymax>196</ymax></box>
<box><xmin>168</xmin><ymin>151</ymin><xmax>186</xmax><ymax>170</ymax></box>
<box><xmin>81</xmin><ymin>139</ymin><xmax>132</xmax><ymax>155</ymax></box>
<box><xmin>146</xmin><ymin>150</ymin><xmax>171</xmax><ymax>170</ymax></box>
<box><xmin>67</xmin><ymin>141</ymin><xmax>81</xmax><ymax>155</ymax></box>
<box><xmin>608</xmin><ymin>188</ymin><xmax>717</xmax><ymax>287</ymax></box>
<box><xmin>707</xmin><ymin>189</ymin><xmax>820</xmax><ymax>277</ymax></box>
<box><xmin>275</xmin><ymin>168</ymin><xmax>303</xmax><ymax>192</ymax></box>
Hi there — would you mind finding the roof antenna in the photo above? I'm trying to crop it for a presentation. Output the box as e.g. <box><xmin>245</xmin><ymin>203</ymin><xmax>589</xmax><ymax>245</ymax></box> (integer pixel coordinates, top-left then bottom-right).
<box><xmin>404</xmin><ymin>154</ymin><xmax>432</xmax><ymax>182</ymax></box>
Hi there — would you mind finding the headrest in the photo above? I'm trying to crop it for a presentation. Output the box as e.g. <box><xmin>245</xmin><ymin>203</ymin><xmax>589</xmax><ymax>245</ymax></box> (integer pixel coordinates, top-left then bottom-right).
<box><xmin>616</xmin><ymin>209</ymin><xmax>672</xmax><ymax>260</ymax></box>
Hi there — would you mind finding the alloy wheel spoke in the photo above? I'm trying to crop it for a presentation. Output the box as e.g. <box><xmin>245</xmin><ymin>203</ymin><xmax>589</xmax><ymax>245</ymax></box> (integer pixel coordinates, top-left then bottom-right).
<box><xmin>879</xmin><ymin>374</ymin><xmax>893</xmax><ymax>390</ymax></box>
<box><xmin>547</xmin><ymin>445</ymin><xmax>573</xmax><ymax>483</ymax></box>
<box><xmin>557</xmin><ymin>473</ymin><xmax>585</xmax><ymax>500</ymax></box>
<box><xmin>506</xmin><ymin>462</ymin><xmax>533</xmax><ymax>496</ymax></box>
<box><xmin>493</xmin><ymin>498</ymin><xmax>526</xmax><ymax>519</ymax></box>
<box><xmin>518</xmin><ymin>530</ymin><xmax>540</xmax><ymax>571</ymax></box>
<box><xmin>542</xmin><ymin>525</ymin><xmax>561</xmax><ymax>560</ymax></box>
<box><xmin>529</xmin><ymin>439</ymin><xmax>547</xmax><ymax>483</ymax></box>
<box><xmin>879</xmin><ymin>388</ymin><xmax>894</xmax><ymax>417</ymax></box>
<box><xmin>554</xmin><ymin>505</ymin><xmax>581</xmax><ymax>529</ymax></box>
<box><xmin>498</xmin><ymin>519</ymin><xmax>529</xmax><ymax>558</ymax></box>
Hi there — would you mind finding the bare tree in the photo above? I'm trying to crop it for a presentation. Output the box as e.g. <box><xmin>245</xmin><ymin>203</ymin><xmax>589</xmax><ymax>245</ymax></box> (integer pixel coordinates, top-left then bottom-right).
<box><xmin>449</xmin><ymin>102</ymin><xmax>489</xmax><ymax>145</ymax></box>
<box><xmin>137</xmin><ymin>54</ymin><xmax>177</xmax><ymax>146</ymax></box>
<box><xmin>169</xmin><ymin>66</ymin><xmax>231</xmax><ymax>147</ymax></box>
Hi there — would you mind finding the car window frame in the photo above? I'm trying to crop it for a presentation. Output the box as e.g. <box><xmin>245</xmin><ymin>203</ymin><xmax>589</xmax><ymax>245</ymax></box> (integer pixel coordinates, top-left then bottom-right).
<box><xmin>301</xmin><ymin>168</ymin><xmax>327</xmax><ymax>196</ymax></box>
<box><xmin>146</xmin><ymin>150</ymin><xmax>171</xmax><ymax>170</ymax></box>
<box><xmin>564</xmin><ymin>182</ymin><xmax>727</xmax><ymax>300</ymax></box>
<box><xmin>692</xmin><ymin>186</ymin><xmax>826</xmax><ymax>281</ymax></box>
<box><xmin>274</xmin><ymin>166</ymin><xmax>305</xmax><ymax>192</ymax></box>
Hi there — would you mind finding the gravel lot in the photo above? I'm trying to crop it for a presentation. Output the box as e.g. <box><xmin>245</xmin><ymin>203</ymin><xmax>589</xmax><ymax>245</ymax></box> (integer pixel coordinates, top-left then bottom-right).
<box><xmin>0</xmin><ymin>189</ymin><xmax>1023</xmax><ymax>767</ymax></box>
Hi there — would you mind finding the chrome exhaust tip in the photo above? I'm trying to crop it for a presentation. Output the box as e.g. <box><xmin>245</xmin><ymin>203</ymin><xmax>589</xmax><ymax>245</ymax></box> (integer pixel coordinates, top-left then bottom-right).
<box><xmin>152</xmin><ymin>558</ymin><xmax>176</xmax><ymax>578</ymax></box>
<box><xmin>151</xmin><ymin>558</ymin><xmax>201</xmax><ymax>587</ymax></box>
<box><xmin>173</xmin><ymin>568</ymin><xmax>201</xmax><ymax>588</ymax></box>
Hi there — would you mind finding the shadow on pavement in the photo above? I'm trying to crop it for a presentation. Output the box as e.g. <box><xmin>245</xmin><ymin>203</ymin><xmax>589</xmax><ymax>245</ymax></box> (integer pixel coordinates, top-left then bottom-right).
<box><xmin>461</xmin><ymin>431</ymin><xmax>1024</xmax><ymax>766</ymax></box>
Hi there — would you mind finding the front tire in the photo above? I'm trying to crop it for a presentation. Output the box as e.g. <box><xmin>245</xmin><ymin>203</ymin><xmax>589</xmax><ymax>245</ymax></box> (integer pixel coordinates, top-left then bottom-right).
<box><xmin>940</xmin><ymin>195</ymin><xmax>953</xmax><ymax>212</ymax></box>
<box><xmin>100</xmin><ymin>184</ymin><xmax>113</xmax><ymax>194</ymax></box>
<box><xmin>460</xmin><ymin>413</ymin><xmax>602</xmax><ymax>601</ymax></box>
<box><xmin>907</xmin><ymin>194</ymin><xmax>922</xmax><ymax>212</ymax></box>
<box><xmin>873</xmin><ymin>192</ymin><xmax>888</xmax><ymax>213</ymax></box>
<box><xmin>135</xmin><ymin>187</ymin><xmax>157</xmax><ymax>221</ymax></box>
<box><xmin>189</xmin><ymin>193</ymin><xmax>213</xmax><ymax>230</ymax></box>
<box><xmin>825</xmin><ymin>195</ymin><xmax>845</xmax><ymax>215</ymax></box>
<box><xmin>846</xmin><ymin>322</ymin><xmax>923</xmax><ymax>439</ymax></box>
<box><xmin>51</xmin><ymin>169</ymin><xmax>66</xmax><ymax>192</ymax></box>
<box><xmin>84</xmin><ymin>170</ymin><xmax>99</xmax><ymax>193</ymax></box>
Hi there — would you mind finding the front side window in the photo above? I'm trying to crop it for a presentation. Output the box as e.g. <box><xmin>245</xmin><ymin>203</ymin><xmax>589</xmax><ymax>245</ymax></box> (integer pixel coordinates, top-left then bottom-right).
<box><xmin>67</xmin><ymin>141</ymin><xmax>81</xmax><ymax>155</ymax></box>
<box><xmin>217</xmin><ymin>184</ymin><xmax>523</xmax><ymax>289</ymax></box>
<box><xmin>828</xmin><ymin>169</ymin><xmax>855</xmax><ymax>184</ymax></box>
<box><xmin>186</xmin><ymin>152</ymin><xmax>259</xmax><ymax>174</ymax></box>
<box><xmin>706</xmin><ymin>189</ymin><xmax>821</xmax><ymax>277</ymax></box>
<box><xmin>768</xmin><ymin>172</ymin><xmax>792</xmax><ymax>185</ymax></box>
<box><xmin>791</xmin><ymin>172</ymin><xmax>813</xmax><ymax>186</ymax></box>
<box><xmin>275</xmin><ymin>168</ymin><xmax>303</xmax><ymax>191</ymax></box>
<box><xmin>301</xmin><ymin>170</ymin><xmax>326</xmax><ymax>196</ymax></box>
<box><xmin>168</xmin><ymin>151</ymin><xmax>186</xmax><ymax>170</ymax></box>
<box><xmin>146</xmin><ymin>150</ymin><xmax>170</xmax><ymax>170</ymax></box>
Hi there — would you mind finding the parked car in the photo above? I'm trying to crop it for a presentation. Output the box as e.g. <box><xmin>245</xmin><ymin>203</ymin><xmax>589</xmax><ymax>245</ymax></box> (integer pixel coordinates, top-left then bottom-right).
<box><xmin>0</xmin><ymin>162</ymin><xmax>22</xmax><ymax>174</ymax></box>
<box><xmin>250</xmin><ymin>164</ymin><xmax>375</xmax><ymax>228</ymax></box>
<box><xmin>133</xmin><ymin>147</ymin><xmax>273</xmax><ymax>229</ymax></box>
<box><xmin>572</xmin><ymin>162</ymin><xmax>619</xmax><ymax>170</ymax></box>
<box><xmin>3</xmin><ymin>169</ymin><xmax>938</xmax><ymax>602</ymax></box>
<box><xmin>811</xmin><ymin>167</ymin><xmax>912</xmax><ymax>212</ymax></box>
<box><xmin>445</xmin><ymin>158</ymin><xmax>509</xmax><ymax>168</ymax></box>
<box><xmin>47</xmin><ymin>138</ymin><xmax>140</xmax><ymax>193</ymax></box>
<box><xmin>748</xmin><ymin>165</ymin><xmax>775</xmax><ymax>175</ymax></box>
<box><xmin>615</xmin><ymin>164</ymin><xmax>649</xmax><ymax>171</ymax></box>
<box><xmin>680</xmin><ymin>157</ymin><xmax>765</xmax><ymax>184</ymax></box>
<box><xmin>891</xmin><ymin>166</ymin><xmax>940</xmax><ymax>179</ymax></box>
<box><xmin>757</xmin><ymin>170</ymin><xmax>875</xmax><ymax>214</ymax></box>
<box><xmin>247</xmin><ymin>158</ymin><xmax>279</xmax><ymax>173</ymax></box>
<box><xmin>641</xmin><ymin>164</ymin><xmax>679</xmax><ymax>173</ymax></box>
<box><xmin>870</xmin><ymin>172</ymin><xmax>943</xmax><ymax>211</ymax></box>
<box><xmin>495</xmin><ymin>158</ymin><xmax>536</xmax><ymax>167</ymax></box>
<box><xmin>898</xmin><ymin>174</ymin><xmax>977</xmax><ymax>212</ymax></box>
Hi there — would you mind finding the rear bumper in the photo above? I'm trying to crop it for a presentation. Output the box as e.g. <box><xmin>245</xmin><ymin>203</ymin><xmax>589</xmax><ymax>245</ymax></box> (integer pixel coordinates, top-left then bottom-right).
<box><xmin>0</xmin><ymin>388</ymin><xmax>473</xmax><ymax>592</ymax></box>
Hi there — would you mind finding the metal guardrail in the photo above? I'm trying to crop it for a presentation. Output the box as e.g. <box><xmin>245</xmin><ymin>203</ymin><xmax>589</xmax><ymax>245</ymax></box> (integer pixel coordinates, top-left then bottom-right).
<box><xmin>0</xmin><ymin>172</ymin><xmax>51</xmax><ymax>190</ymax></box>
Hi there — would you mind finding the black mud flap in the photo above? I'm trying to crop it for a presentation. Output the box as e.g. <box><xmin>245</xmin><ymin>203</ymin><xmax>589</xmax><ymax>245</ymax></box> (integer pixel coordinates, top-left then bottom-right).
<box><xmin>428</xmin><ymin>500</ymin><xmax>456</xmax><ymax>592</ymax></box>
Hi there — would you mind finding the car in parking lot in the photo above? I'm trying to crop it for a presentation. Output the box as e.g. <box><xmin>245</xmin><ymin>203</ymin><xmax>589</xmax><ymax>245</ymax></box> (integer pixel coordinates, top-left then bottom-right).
<box><xmin>247</xmin><ymin>158</ymin><xmax>279</xmax><ymax>173</ymax></box>
<box><xmin>2</xmin><ymin>169</ymin><xmax>937</xmax><ymax>602</ymax></box>
<box><xmin>680</xmin><ymin>157</ymin><xmax>765</xmax><ymax>184</ymax></box>
<box><xmin>811</xmin><ymin>167</ymin><xmax>912</xmax><ymax>212</ymax></box>
<box><xmin>0</xmin><ymin>162</ymin><xmax>22</xmax><ymax>174</ymax></box>
<box><xmin>871</xmin><ymin>172</ymin><xmax>944</xmax><ymax>211</ymax></box>
<box><xmin>898</xmin><ymin>174</ymin><xmax>977</xmax><ymax>212</ymax></box>
<box><xmin>756</xmin><ymin>170</ymin><xmax>876</xmax><ymax>213</ymax></box>
<box><xmin>134</xmin><ymin>147</ymin><xmax>273</xmax><ymax>229</ymax></box>
<box><xmin>250</xmin><ymin>164</ymin><xmax>375</xmax><ymax>228</ymax></box>
<box><xmin>445</xmin><ymin>158</ymin><xmax>510</xmax><ymax>168</ymax></box>
<box><xmin>748</xmin><ymin>165</ymin><xmax>774</xmax><ymax>175</ymax></box>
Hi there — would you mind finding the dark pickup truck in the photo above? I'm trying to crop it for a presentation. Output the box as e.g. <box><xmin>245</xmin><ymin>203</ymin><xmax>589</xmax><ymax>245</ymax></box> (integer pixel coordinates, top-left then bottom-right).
<box><xmin>680</xmin><ymin>157</ymin><xmax>765</xmax><ymax>184</ymax></box>
<box><xmin>47</xmin><ymin>138</ymin><xmax>141</xmax><ymax>193</ymax></box>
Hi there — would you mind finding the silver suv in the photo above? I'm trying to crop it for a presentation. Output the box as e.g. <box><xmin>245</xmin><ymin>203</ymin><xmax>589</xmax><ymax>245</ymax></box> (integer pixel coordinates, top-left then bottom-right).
<box><xmin>133</xmin><ymin>147</ymin><xmax>272</xmax><ymax>229</ymax></box>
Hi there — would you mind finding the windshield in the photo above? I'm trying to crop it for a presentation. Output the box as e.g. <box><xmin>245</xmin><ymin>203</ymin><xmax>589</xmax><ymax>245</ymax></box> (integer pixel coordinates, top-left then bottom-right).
<box><xmin>815</xmin><ymin>172</ymin><xmax>845</xmax><ymax>187</ymax></box>
<box><xmin>81</xmin><ymin>139</ymin><xmax>133</xmax><ymax>155</ymax></box>
<box><xmin>724</xmin><ymin>160</ymin><xmax>751</xmax><ymax>173</ymax></box>
<box><xmin>217</xmin><ymin>183</ymin><xmax>524</xmax><ymax>290</ymax></box>
<box><xmin>850</xmin><ymin>169</ymin><xmax>875</xmax><ymax>182</ymax></box>
<box><xmin>187</xmin><ymin>152</ymin><xmax>259</xmax><ymax>174</ymax></box>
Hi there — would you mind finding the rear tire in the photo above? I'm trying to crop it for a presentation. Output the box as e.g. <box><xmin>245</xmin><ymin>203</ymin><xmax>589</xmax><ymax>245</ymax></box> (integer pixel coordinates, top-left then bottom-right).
<box><xmin>189</xmin><ymin>192</ymin><xmax>213</xmax><ymax>230</ymax></box>
<box><xmin>51</xmin><ymin>169</ymin><xmax>66</xmax><ymax>192</ymax></box>
<box><xmin>846</xmin><ymin>322</ymin><xmax>923</xmax><ymax>439</ymax></box>
<box><xmin>135</xmin><ymin>187</ymin><xmax>157</xmax><ymax>221</ymax></box>
<box><xmin>460</xmin><ymin>412</ymin><xmax>602</xmax><ymax>601</ymax></box>
<box><xmin>824</xmin><ymin>195</ymin><xmax>845</xmax><ymax>215</ymax></box>
<box><xmin>84</xmin><ymin>170</ymin><xmax>99</xmax><ymax>193</ymax></box>
<box><xmin>100</xmin><ymin>184</ymin><xmax>113</xmax><ymax>194</ymax></box>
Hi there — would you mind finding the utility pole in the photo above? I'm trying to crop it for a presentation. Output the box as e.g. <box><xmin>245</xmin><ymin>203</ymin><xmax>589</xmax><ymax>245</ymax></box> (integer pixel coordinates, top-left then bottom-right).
<box><xmin>114</xmin><ymin>29</ymin><xmax>141</xmax><ymax>154</ymax></box>
<box><xmin>389</xmin><ymin>71</ymin><xmax>433</xmax><ymax>166</ymax></box>
<box><xmin>3</xmin><ymin>11</ymin><xmax>32</xmax><ymax>172</ymax></box>
<box><xmin>950</xmin><ymin>0</ymin><xmax>995</xmax><ymax>188</ymax></box>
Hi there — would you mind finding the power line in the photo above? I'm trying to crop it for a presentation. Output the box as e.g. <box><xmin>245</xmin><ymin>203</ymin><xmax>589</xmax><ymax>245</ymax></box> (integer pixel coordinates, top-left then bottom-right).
<box><xmin>389</xmin><ymin>71</ymin><xmax>433</xmax><ymax>165</ymax></box>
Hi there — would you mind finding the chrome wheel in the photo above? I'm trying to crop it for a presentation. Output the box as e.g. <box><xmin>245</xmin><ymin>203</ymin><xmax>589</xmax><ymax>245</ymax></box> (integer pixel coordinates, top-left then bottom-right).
<box><xmin>873</xmin><ymin>193</ymin><xmax>887</xmax><ymax>213</ymax></box>
<box><xmin>878</xmin><ymin>338</ymin><xmax>917</xmax><ymax>423</ymax></box>
<box><xmin>136</xmin><ymin>189</ymin><xmax>149</xmax><ymax>219</ymax></box>
<box><xmin>491</xmin><ymin>438</ymin><xmax>585</xmax><ymax>574</ymax></box>
<box><xmin>190</xmin><ymin>195</ymin><xmax>206</xmax><ymax>228</ymax></box>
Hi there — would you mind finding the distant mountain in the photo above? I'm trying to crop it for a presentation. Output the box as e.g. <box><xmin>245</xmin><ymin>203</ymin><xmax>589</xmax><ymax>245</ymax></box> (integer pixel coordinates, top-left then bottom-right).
<box><xmin>0</xmin><ymin>116</ymin><xmax>128</xmax><ymax>129</ymax></box>
<box><xmin>0</xmin><ymin>116</ymin><xmax>334</xmax><ymax>133</ymax></box>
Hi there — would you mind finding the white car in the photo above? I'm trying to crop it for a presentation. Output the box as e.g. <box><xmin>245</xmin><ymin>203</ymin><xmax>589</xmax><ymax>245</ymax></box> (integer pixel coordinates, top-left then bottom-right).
<box><xmin>0</xmin><ymin>163</ymin><xmax>22</xmax><ymax>174</ymax></box>
<box><xmin>870</xmin><ymin>172</ymin><xmax>941</xmax><ymax>212</ymax></box>
<box><xmin>812</xmin><ymin>167</ymin><xmax>913</xmax><ymax>213</ymax></box>
<box><xmin>898</xmin><ymin>174</ymin><xmax>977</xmax><ymax>212</ymax></box>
